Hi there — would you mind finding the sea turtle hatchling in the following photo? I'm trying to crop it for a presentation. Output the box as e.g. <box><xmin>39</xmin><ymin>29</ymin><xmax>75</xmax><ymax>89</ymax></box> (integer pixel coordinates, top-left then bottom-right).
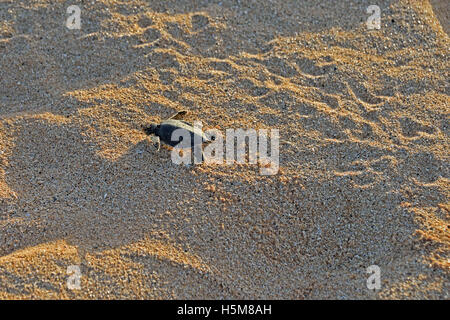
<box><xmin>142</xmin><ymin>110</ymin><xmax>214</xmax><ymax>162</ymax></box>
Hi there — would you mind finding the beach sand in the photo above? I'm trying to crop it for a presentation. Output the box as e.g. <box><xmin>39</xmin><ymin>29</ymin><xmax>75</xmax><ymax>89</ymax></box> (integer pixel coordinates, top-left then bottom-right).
<box><xmin>0</xmin><ymin>0</ymin><xmax>448</xmax><ymax>299</ymax></box>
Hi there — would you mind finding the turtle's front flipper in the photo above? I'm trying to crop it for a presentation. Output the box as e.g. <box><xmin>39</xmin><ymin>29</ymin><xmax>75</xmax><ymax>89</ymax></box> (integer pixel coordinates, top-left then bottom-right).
<box><xmin>150</xmin><ymin>136</ymin><xmax>160</xmax><ymax>151</ymax></box>
<box><xmin>168</xmin><ymin>110</ymin><xmax>187</xmax><ymax>120</ymax></box>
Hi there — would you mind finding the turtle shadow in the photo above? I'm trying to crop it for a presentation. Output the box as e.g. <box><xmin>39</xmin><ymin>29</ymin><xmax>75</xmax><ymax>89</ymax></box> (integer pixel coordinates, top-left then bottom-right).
<box><xmin>0</xmin><ymin>117</ymin><xmax>204</xmax><ymax>257</ymax></box>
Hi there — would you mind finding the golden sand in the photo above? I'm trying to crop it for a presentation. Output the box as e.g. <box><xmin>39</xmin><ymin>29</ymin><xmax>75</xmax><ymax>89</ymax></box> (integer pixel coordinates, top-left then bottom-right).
<box><xmin>0</xmin><ymin>0</ymin><xmax>448</xmax><ymax>299</ymax></box>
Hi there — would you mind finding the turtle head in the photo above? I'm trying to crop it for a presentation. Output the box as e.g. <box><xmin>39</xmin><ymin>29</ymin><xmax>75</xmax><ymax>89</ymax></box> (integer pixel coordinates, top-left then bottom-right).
<box><xmin>143</xmin><ymin>123</ymin><xmax>159</xmax><ymax>135</ymax></box>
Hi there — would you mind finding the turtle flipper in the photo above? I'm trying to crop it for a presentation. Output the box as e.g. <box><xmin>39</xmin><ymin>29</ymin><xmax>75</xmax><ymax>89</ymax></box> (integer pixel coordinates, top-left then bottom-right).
<box><xmin>168</xmin><ymin>110</ymin><xmax>187</xmax><ymax>120</ymax></box>
<box><xmin>150</xmin><ymin>136</ymin><xmax>160</xmax><ymax>151</ymax></box>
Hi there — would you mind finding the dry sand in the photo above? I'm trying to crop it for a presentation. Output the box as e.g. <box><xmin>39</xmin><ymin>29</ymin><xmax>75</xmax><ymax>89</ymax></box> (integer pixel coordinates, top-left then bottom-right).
<box><xmin>0</xmin><ymin>0</ymin><xmax>448</xmax><ymax>299</ymax></box>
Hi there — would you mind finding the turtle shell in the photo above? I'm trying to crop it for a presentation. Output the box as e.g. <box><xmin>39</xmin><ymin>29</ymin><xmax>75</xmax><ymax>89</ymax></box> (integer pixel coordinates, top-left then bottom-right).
<box><xmin>157</xmin><ymin>119</ymin><xmax>209</xmax><ymax>148</ymax></box>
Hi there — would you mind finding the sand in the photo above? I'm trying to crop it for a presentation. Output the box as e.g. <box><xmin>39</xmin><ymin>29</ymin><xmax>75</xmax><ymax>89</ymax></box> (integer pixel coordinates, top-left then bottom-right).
<box><xmin>0</xmin><ymin>0</ymin><xmax>448</xmax><ymax>299</ymax></box>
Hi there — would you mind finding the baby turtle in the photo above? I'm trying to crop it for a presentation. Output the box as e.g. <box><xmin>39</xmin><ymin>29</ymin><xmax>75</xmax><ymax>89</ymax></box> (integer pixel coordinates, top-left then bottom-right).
<box><xmin>143</xmin><ymin>110</ymin><xmax>213</xmax><ymax>162</ymax></box>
